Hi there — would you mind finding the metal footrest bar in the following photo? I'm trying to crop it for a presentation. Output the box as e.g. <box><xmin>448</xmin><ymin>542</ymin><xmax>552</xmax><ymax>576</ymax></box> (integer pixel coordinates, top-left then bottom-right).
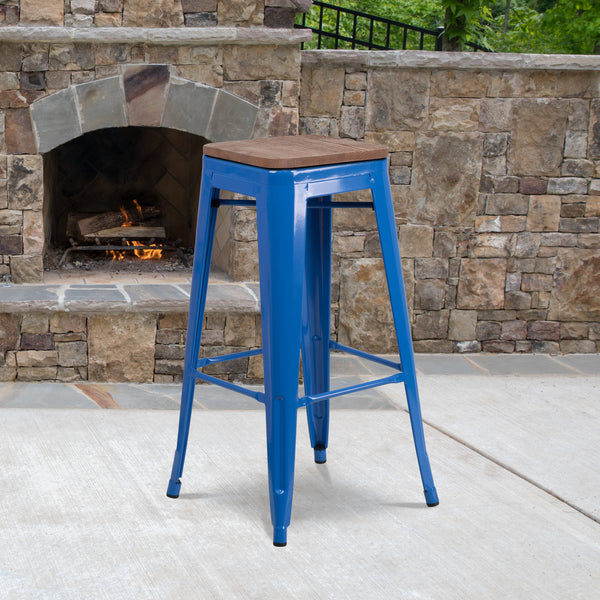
<box><xmin>197</xmin><ymin>348</ymin><xmax>263</xmax><ymax>369</ymax></box>
<box><xmin>329</xmin><ymin>340</ymin><xmax>402</xmax><ymax>372</ymax></box>
<box><xmin>299</xmin><ymin>372</ymin><xmax>405</xmax><ymax>407</ymax></box>
<box><xmin>194</xmin><ymin>370</ymin><xmax>266</xmax><ymax>403</ymax></box>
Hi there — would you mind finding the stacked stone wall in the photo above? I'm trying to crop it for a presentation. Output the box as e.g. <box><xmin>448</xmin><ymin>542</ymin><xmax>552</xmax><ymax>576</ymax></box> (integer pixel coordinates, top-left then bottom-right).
<box><xmin>5</xmin><ymin>1</ymin><xmax>304</xmax><ymax>29</ymax></box>
<box><xmin>0</xmin><ymin>310</ymin><xmax>262</xmax><ymax>383</ymax></box>
<box><xmin>300</xmin><ymin>51</ymin><xmax>600</xmax><ymax>354</ymax></box>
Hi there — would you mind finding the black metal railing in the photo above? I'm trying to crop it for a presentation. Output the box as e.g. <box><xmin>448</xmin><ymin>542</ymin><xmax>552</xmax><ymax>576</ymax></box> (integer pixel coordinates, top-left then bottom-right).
<box><xmin>295</xmin><ymin>1</ymin><xmax>490</xmax><ymax>52</ymax></box>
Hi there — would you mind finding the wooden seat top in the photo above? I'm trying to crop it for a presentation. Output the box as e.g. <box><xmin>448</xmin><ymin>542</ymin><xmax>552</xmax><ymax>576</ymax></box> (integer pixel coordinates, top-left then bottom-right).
<box><xmin>203</xmin><ymin>135</ymin><xmax>388</xmax><ymax>169</ymax></box>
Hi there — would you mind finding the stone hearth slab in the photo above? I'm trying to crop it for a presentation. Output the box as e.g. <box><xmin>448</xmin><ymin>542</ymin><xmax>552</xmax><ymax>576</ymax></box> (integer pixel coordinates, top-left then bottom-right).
<box><xmin>0</xmin><ymin>282</ymin><xmax>259</xmax><ymax>314</ymax></box>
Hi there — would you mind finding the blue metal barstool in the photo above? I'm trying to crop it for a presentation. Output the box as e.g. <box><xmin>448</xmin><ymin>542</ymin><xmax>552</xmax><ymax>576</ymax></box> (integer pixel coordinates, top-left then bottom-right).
<box><xmin>167</xmin><ymin>135</ymin><xmax>439</xmax><ymax>546</ymax></box>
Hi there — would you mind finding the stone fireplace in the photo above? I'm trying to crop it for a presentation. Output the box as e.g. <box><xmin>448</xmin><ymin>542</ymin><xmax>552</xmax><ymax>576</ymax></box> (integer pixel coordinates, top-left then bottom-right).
<box><xmin>0</xmin><ymin>0</ymin><xmax>311</xmax><ymax>383</ymax></box>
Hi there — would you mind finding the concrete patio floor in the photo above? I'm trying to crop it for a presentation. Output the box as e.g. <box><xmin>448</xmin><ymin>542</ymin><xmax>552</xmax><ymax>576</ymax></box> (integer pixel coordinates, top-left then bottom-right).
<box><xmin>1</xmin><ymin>353</ymin><xmax>599</xmax><ymax>599</ymax></box>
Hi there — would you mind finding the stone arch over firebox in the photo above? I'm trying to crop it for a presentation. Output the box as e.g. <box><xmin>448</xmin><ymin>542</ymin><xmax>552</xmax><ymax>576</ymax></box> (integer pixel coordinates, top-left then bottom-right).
<box><xmin>29</xmin><ymin>64</ymin><xmax>259</xmax><ymax>153</ymax></box>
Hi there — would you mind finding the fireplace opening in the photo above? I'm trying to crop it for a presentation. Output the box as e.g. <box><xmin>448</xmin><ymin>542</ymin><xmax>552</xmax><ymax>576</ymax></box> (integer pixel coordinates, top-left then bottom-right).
<box><xmin>43</xmin><ymin>126</ymin><xmax>208</xmax><ymax>273</ymax></box>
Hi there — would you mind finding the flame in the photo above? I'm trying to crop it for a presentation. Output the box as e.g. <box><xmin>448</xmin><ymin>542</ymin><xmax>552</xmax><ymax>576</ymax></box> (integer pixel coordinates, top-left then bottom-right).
<box><xmin>107</xmin><ymin>200</ymin><xmax>163</xmax><ymax>260</ymax></box>
<box><xmin>108</xmin><ymin>241</ymin><xmax>163</xmax><ymax>261</ymax></box>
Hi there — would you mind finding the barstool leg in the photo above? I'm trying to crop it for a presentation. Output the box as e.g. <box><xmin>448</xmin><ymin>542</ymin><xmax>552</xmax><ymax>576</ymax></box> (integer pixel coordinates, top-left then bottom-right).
<box><xmin>256</xmin><ymin>181</ymin><xmax>307</xmax><ymax>546</ymax></box>
<box><xmin>371</xmin><ymin>163</ymin><xmax>439</xmax><ymax>507</ymax></box>
<box><xmin>302</xmin><ymin>201</ymin><xmax>332</xmax><ymax>464</ymax></box>
<box><xmin>167</xmin><ymin>179</ymin><xmax>219</xmax><ymax>499</ymax></box>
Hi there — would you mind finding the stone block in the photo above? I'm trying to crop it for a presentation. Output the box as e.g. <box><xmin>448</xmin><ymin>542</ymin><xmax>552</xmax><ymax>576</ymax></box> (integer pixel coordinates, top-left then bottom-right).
<box><xmin>154</xmin><ymin>359</ymin><xmax>184</xmax><ymax>376</ymax></box>
<box><xmin>0</xmin><ymin>235</ymin><xmax>21</xmax><ymax>254</ymax></box>
<box><xmin>448</xmin><ymin>310</ymin><xmax>477</xmax><ymax>341</ymax></box>
<box><xmin>561</xmin><ymin>203</ymin><xmax>585</xmax><ymax>218</ymax></box>
<box><xmin>567</xmin><ymin>99</ymin><xmax>590</xmax><ymax>132</ymax></box>
<box><xmin>560</xmin><ymin>322</ymin><xmax>589</xmax><ymax>340</ymax></box>
<box><xmin>488</xmin><ymin>71</ymin><xmax>557</xmax><ymax>98</ymax></box>
<box><xmin>218</xmin><ymin>0</ymin><xmax>262</xmax><ymax>25</ymax></box>
<box><xmin>410</xmin><ymin>132</ymin><xmax>482</xmax><ymax>226</ymax></box>
<box><xmin>300</xmin><ymin>67</ymin><xmax>344</xmax><ymax>118</ymax></box>
<box><xmin>88</xmin><ymin>313</ymin><xmax>157</xmax><ymax>382</ymax></box>
<box><xmin>154</xmin><ymin>344</ymin><xmax>186</xmax><ymax>361</ymax></box>
<box><xmin>399</xmin><ymin>224</ymin><xmax>433</xmax><ymax>258</ymax></box>
<box><xmin>0</xmin><ymin>313</ymin><xmax>20</xmax><ymax>354</ymax></box>
<box><xmin>9</xmin><ymin>255</ymin><xmax>43</xmax><ymax>283</ymax></box>
<box><xmin>479</xmin><ymin>98</ymin><xmax>512</xmax><ymax>132</ymax></box>
<box><xmin>429</xmin><ymin>98</ymin><xmax>479</xmax><ymax>132</ymax></box>
<box><xmin>485</xmin><ymin>193</ymin><xmax>529</xmax><ymax>216</ymax></box>
<box><xmin>415</xmin><ymin>258</ymin><xmax>448</xmax><ymax>280</ymax></box>
<box><xmin>57</xmin><ymin>341</ymin><xmax>88</xmax><ymax>367</ymax></box>
<box><xmin>482</xmin><ymin>341</ymin><xmax>515</xmax><ymax>353</ymax></box>
<box><xmin>521</xmin><ymin>273</ymin><xmax>553</xmax><ymax>293</ymax></box>
<box><xmin>206</xmin><ymin>89</ymin><xmax>259</xmax><ymax>142</ymax></box>
<box><xmin>560</xmin><ymin>340</ymin><xmax>596</xmax><ymax>353</ymax></box>
<box><xmin>559</xmin><ymin>218</ymin><xmax>599</xmax><ymax>233</ymax></box>
<box><xmin>50</xmin><ymin>313</ymin><xmax>86</xmax><ymax>334</ymax></box>
<box><xmin>182</xmin><ymin>0</ymin><xmax>217</xmax><ymax>11</ymax></box>
<box><xmin>76</xmin><ymin>77</ymin><xmax>127</xmax><ymax>134</ymax></box>
<box><xmin>20</xmin><ymin>333</ymin><xmax>54</xmax><ymax>351</ymax></box>
<box><xmin>71</xmin><ymin>0</ymin><xmax>96</xmax><ymax>15</ymax></box>
<box><xmin>162</xmin><ymin>78</ymin><xmax>217</xmax><ymax>138</ymax></box>
<box><xmin>561</xmin><ymin>159</ymin><xmax>593</xmax><ymax>178</ymax></box>
<box><xmin>476</xmin><ymin>320</ymin><xmax>502</xmax><ymax>340</ymax></box>
<box><xmin>340</xmin><ymin>106</ymin><xmax>364</xmax><ymax>139</ymax></box>
<box><xmin>264</xmin><ymin>7</ymin><xmax>296</xmax><ymax>27</ymax></box>
<box><xmin>389</xmin><ymin>166</ymin><xmax>411</xmax><ymax>185</ymax></box>
<box><xmin>0</xmin><ymin>6</ymin><xmax>19</xmax><ymax>25</ymax></box>
<box><xmin>338</xmin><ymin>258</ymin><xmax>396</xmax><ymax>352</ymax></box>
<box><xmin>519</xmin><ymin>177</ymin><xmax>547</xmax><ymax>195</ymax></box>
<box><xmin>21</xmin><ymin>0</ymin><xmax>64</xmax><ymax>25</ymax></box>
<box><xmin>18</xmin><ymin>367</ymin><xmax>58</xmax><ymax>381</ymax></box>
<box><xmin>31</xmin><ymin>88</ymin><xmax>81</xmax><ymax>153</ymax></box>
<box><xmin>588</xmin><ymin>180</ymin><xmax>600</xmax><ymax>196</ymax></box>
<box><xmin>527</xmin><ymin>321</ymin><xmax>560</xmax><ymax>341</ymax></box>
<box><xmin>507</xmin><ymin>99</ymin><xmax>568</xmax><ymax>176</ymax></box>
<box><xmin>457</xmin><ymin>258</ymin><xmax>506</xmax><ymax>310</ymax></box>
<box><xmin>21</xmin><ymin>314</ymin><xmax>49</xmax><ymax>334</ymax></box>
<box><xmin>470</xmin><ymin>233</ymin><xmax>514</xmax><ymax>258</ymax></box>
<box><xmin>49</xmin><ymin>44</ymin><xmax>94</xmax><ymax>71</ymax></box>
<box><xmin>224</xmin><ymin>314</ymin><xmax>256</xmax><ymax>347</ymax></box>
<box><xmin>123</xmin><ymin>64</ymin><xmax>170</xmax><ymax>128</ymax></box>
<box><xmin>483</xmin><ymin>133</ymin><xmax>508</xmax><ymax>158</ymax></box>
<box><xmin>364</xmin><ymin>131</ymin><xmax>415</xmax><ymax>153</ymax></box>
<box><xmin>16</xmin><ymin>350</ymin><xmax>58</xmax><ymax>368</ymax></box>
<box><xmin>7</xmin><ymin>155</ymin><xmax>43</xmax><ymax>210</ymax></box>
<box><xmin>94</xmin><ymin>12</ymin><xmax>123</xmax><ymax>26</ymax></box>
<box><xmin>590</xmin><ymin>100</ymin><xmax>600</xmax><ymax>158</ymax></box>
<box><xmin>123</xmin><ymin>0</ymin><xmax>184</xmax><ymax>26</ymax></box>
<box><xmin>549</xmin><ymin>248</ymin><xmax>600</xmax><ymax>321</ymax></box>
<box><xmin>414</xmin><ymin>279</ymin><xmax>445</xmax><ymax>311</ymax></box>
<box><xmin>367</xmin><ymin>70</ymin><xmax>429</xmax><ymax>131</ymax></box>
<box><xmin>526</xmin><ymin>195</ymin><xmax>561</xmax><ymax>232</ymax></box>
<box><xmin>23</xmin><ymin>211</ymin><xmax>44</xmax><ymax>255</ymax></box>
<box><xmin>224</xmin><ymin>45</ymin><xmax>299</xmax><ymax>81</ymax></box>
<box><xmin>333</xmin><ymin>234</ymin><xmax>365</xmax><ymax>255</ymax></box>
<box><xmin>412</xmin><ymin>310</ymin><xmax>449</xmax><ymax>341</ymax></box>
<box><xmin>100</xmin><ymin>0</ymin><xmax>124</xmax><ymax>11</ymax></box>
<box><xmin>5</xmin><ymin>108</ymin><xmax>37</xmax><ymax>155</ymax></box>
<box><xmin>430</xmin><ymin>70</ymin><xmax>489</xmax><ymax>98</ymax></box>
<box><xmin>547</xmin><ymin>177</ymin><xmax>587</xmax><ymax>195</ymax></box>
<box><xmin>345</xmin><ymin>72</ymin><xmax>367</xmax><ymax>91</ymax></box>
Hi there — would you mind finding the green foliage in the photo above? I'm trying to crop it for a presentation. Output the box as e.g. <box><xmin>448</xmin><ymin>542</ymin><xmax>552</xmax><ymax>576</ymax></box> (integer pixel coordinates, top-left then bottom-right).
<box><xmin>486</xmin><ymin>0</ymin><xmax>600</xmax><ymax>54</ymax></box>
<box><xmin>297</xmin><ymin>0</ymin><xmax>600</xmax><ymax>54</ymax></box>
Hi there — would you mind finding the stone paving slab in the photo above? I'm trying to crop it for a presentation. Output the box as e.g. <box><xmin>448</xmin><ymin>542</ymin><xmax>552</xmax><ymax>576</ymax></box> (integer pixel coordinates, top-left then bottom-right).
<box><xmin>382</xmin><ymin>374</ymin><xmax>600</xmax><ymax>522</ymax></box>
<box><xmin>1</xmin><ymin>409</ymin><xmax>598</xmax><ymax>599</ymax></box>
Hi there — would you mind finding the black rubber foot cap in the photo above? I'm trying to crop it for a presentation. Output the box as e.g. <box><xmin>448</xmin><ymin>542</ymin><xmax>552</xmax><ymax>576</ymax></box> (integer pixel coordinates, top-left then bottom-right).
<box><xmin>166</xmin><ymin>493</ymin><xmax>180</xmax><ymax>499</ymax></box>
<box><xmin>427</xmin><ymin>501</ymin><xmax>439</xmax><ymax>507</ymax></box>
<box><xmin>315</xmin><ymin>458</ymin><xmax>327</xmax><ymax>464</ymax></box>
<box><xmin>273</xmin><ymin>541</ymin><xmax>287</xmax><ymax>547</ymax></box>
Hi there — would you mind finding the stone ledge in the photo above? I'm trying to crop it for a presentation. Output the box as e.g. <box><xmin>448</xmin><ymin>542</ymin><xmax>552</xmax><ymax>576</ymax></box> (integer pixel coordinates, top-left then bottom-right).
<box><xmin>0</xmin><ymin>282</ymin><xmax>260</xmax><ymax>314</ymax></box>
<box><xmin>301</xmin><ymin>50</ymin><xmax>600</xmax><ymax>72</ymax></box>
<box><xmin>0</xmin><ymin>26</ymin><xmax>312</xmax><ymax>46</ymax></box>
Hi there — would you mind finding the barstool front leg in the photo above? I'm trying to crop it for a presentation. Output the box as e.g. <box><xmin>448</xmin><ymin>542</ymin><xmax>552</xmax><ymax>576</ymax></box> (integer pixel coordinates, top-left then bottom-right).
<box><xmin>370</xmin><ymin>160</ymin><xmax>439</xmax><ymax>507</ymax></box>
<box><xmin>302</xmin><ymin>201</ymin><xmax>333</xmax><ymax>464</ymax></box>
<box><xmin>256</xmin><ymin>177</ymin><xmax>308</xmax><ymax>546</ymax></box>
<box><xmin>167</xmin><ymin>179</ymin><xmax>219</xmax><ymax>499</ymax></box>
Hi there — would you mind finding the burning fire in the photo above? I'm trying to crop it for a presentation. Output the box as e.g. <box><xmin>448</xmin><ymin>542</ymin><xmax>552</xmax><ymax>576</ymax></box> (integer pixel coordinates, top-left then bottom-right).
<box><xmin>108</xmin><ymin>199</ymin><xmax>164</xmax><ymax>261</ymax></box>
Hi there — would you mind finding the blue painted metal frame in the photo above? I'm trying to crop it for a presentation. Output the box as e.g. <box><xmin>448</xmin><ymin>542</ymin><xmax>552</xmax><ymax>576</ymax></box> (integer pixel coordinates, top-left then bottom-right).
<box><xmin>167</xmin><ymin>153</ymin><xmax>439</xmax><ymax>546</ymax></box>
